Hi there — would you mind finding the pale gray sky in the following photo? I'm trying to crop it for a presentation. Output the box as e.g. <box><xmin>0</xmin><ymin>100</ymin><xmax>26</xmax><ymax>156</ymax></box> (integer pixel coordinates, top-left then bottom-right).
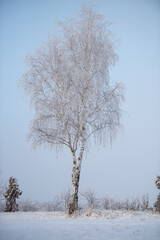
<box><xmin>0</xmin><ymin>0</ymin><xmax>160</xmax><ymax>205</ymax></box>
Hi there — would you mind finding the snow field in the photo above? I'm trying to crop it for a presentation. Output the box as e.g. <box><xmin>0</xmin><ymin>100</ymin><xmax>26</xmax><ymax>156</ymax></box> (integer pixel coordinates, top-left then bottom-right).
<box><xmin>0</xmin><ymin>210</ymin><xmax>160</xmax><ymax>240</ymax></box>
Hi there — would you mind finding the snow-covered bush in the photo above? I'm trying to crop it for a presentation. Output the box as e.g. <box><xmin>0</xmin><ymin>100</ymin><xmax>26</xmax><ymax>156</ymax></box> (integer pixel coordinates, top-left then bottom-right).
<box><xmin>141</xmin><ymin>194</ymin><xmax>149</xmax><ymax>210</ymax></box>
<box><xmin>2</xmin><ymin>186</ymin><xmax>151</xmax><ymax>212</ymax></box>
<box><xmin>41</xmin><ymin>198</ymin><xmax>61</xmax><ymax>212</ymax></box>
<box><xmin>102</xmin><ymin>197</ymin><xmax>127</xmax><ymax>210</ymax></box>
<box><xmin>81</xmin><ymin>190</ymin><xmax>99</xmax><ymax>209</ymax></box>
<box><xmin>19</xmin><ymin>199</ymin><xmax>39</xmax><ymax>212</ymax></box>
<box><xmin>59</xmin><ymin>190</ymin><xmax>70</xmax><ymax>211</ymax></box>
<box><xmin>102</xmin><ymin>195</ymin><xmax>149</xmax><ymax>211</ymax></box>
<box><xmin>39</xmin><ymin>191</ymin><xmax>70</xmax><ymax>212</ymax></box>
<box><xmin>0</xmin><ymin>182</ymin><xmax>5</xmax><ymax>212</ymax></box>
<box><xmin>129</xmin><ymin>198</ymin><xmax>141</xmax><ymax>211</ymax></box>
<box><xmin>4</xmin><ymin>177</ymin><xmax>22</xmax><ymax>212</ymax></box>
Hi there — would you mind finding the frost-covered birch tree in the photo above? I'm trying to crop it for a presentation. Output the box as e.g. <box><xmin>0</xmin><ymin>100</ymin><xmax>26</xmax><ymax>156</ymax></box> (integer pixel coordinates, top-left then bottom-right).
<box><xmin>21</xmin><ymin>5</ymin><xmax>125</xmax><ymax>214</ymax></box>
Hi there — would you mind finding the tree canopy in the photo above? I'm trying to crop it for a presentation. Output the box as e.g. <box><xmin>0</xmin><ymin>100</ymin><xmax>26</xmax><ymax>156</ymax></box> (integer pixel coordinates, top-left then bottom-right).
<box><xmin>22</xmin><ymin>5</ymin><xmax>124</xmax><ymax>153</ymax></box>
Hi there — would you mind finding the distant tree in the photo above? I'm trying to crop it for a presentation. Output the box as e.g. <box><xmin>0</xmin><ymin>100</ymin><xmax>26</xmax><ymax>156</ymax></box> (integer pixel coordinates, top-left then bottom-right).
<box><xmin>21</xmin><ymin>4</ymin><xmax>125</xmax><ymax>214</ymax></box>
<box><xmin>154</xmin><ymin>176</ymin><xmax>160</xmax><ymax>212</ymax></box>
<box><xmin>4</xmin><ymin>177</ymin><xmax>22</xmax><ymax>212</ymax></box>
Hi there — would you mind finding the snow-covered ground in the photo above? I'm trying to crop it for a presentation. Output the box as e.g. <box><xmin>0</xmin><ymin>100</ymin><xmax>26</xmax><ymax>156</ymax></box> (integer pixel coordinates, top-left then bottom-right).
<box><xmin>0</xmin><ymin>210</ymin><xmax>160</xmax><ymax>240</ymax></box>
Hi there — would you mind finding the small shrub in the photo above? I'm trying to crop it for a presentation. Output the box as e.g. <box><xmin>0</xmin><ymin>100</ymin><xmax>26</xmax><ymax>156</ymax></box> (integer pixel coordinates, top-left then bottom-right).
<box><xmin>154</xmin><ymin>176</ymin><xmax>160</xmax><ymax>212</ymax></box>
<box><xmin>4</xmin><ymin>177</ymin><xmax>22</xmax><ymax>212</ymax></box>
<box><xmin>81</xmin><ymin>189</ymin><xmax>99</xmax><ymax>209</ymax></box>
<box><xmin>141</xmin><ymin>194</ymin><xmax>149</xmax><ymax>210</ymax></box>
<box><xmin>102</xmin><ymin>195</ymin><xmax>149</xmax><ymax>211</ymax></box>
<box><xmin>19</xmin><ymin>199</ymin><xmax>39</xmax><ymax>212</ymax></box>
<box><xmin>0</xmin><ymin>182</ymin><xmax>5</xmax><ymax>212</ymax></box>
<box><xmin>154</xmin><ymin>194</ymin><xmax>160</xmax><ymax>212</ymax></box>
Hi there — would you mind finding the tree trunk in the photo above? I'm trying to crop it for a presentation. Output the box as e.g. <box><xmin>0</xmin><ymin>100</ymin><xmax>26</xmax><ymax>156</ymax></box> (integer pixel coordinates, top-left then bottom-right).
<box><xmin>74</xmin><ymin>141</ymin><xmax>84</xmax><ymax>210</ymax></box>
<box><xmin>69</xmin><ymin>152</ymin><xmax>76</xmax><ymax>214</ymax></box>
<box><xmin>69</xmin><ymin>126</ymin><xmax>85</xmax><ymax>214</ymax></box>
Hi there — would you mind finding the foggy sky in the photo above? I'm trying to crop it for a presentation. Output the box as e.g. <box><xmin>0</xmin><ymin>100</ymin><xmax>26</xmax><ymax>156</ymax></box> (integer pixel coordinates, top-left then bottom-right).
<box><xmin>0</xmin><ymin>0</ymin><xmax>160</xmax><ymax>205</ymax></box>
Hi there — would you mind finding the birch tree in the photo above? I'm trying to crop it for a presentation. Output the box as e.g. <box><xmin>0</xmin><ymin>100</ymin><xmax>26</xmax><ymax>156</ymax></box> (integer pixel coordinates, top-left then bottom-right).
<box><xmin>21</xmin><ymin>5</ymin><xmax>125</xmax><ymax>214</ymax></box>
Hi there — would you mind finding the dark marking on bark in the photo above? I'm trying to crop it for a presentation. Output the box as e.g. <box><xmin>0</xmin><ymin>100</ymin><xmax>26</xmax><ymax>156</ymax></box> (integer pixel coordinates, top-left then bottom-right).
<box><xmin>69</xmin><ymin>202</ymin><xmax>75</xmax><ymax>214</ymax></box>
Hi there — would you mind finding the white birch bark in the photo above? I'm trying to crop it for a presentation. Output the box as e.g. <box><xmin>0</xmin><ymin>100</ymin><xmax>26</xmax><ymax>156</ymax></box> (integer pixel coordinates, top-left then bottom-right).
<box><xmin>74</xmin><ymin>141</ymin><xmax>85</xmax><ymax>210</ymax></box>
<box><xmin>69</xmin><ymin>151</ymin><xmax>77</xmax><ymax>214</ymax></box>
